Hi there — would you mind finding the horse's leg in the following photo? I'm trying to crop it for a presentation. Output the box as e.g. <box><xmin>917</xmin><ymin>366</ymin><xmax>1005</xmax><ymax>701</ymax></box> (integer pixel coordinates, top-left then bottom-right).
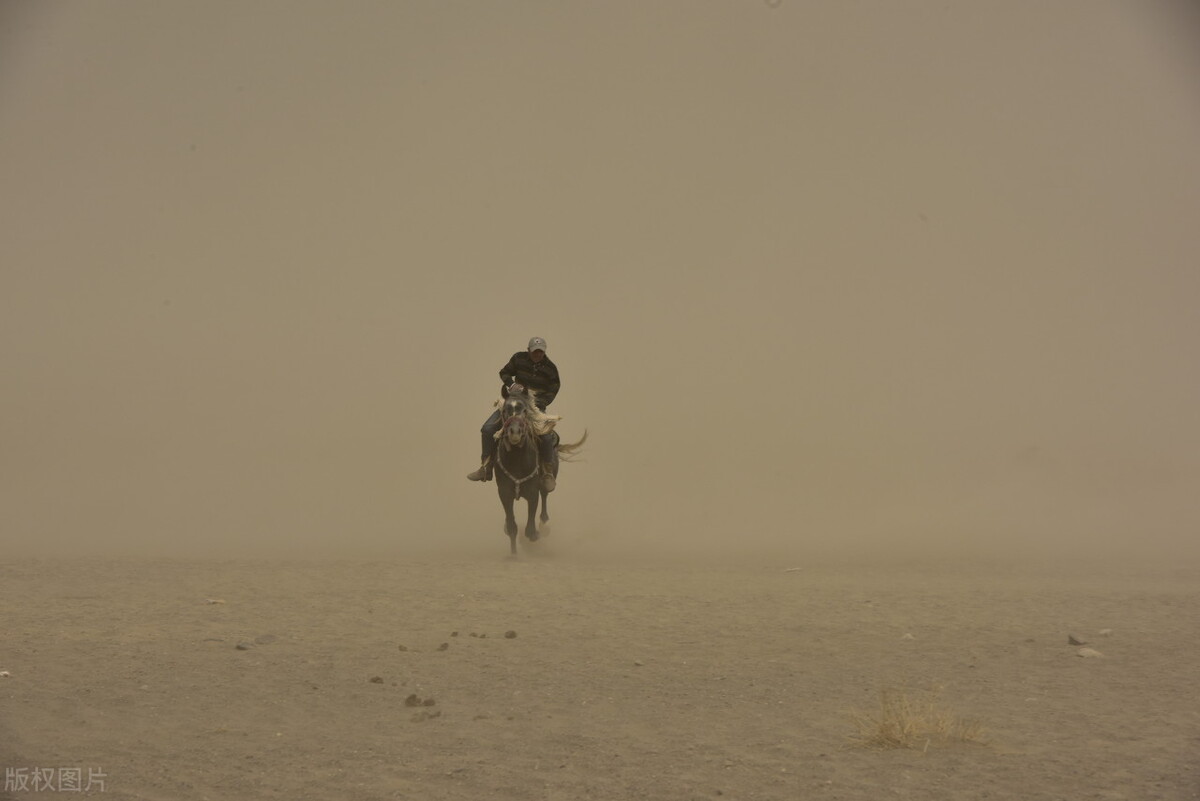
<box><xmin>523</xmin><ymin>491</ymin><xmax>540</xmax><ymax>542</ymax></box>
<box><xmin>539</xmin><ymin>489</ymin><xmax>550</xmax><ymax>524</ymax></box>
<box><xmin>500</xmin><ymin>489</ymin><xmax>518</xmax><ymax>555</ymax></box>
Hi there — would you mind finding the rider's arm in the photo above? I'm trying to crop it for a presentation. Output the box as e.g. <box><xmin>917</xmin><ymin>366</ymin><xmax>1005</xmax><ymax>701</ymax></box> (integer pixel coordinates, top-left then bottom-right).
<box><xmin>498</xmin><ymin>354</ymin><xmax>519</xmax><ymax>396</ymax></box>
<box><xmin>539</xmin><ymin>363</ymin><xmax>561</xmax><ymax>409</ymax></box>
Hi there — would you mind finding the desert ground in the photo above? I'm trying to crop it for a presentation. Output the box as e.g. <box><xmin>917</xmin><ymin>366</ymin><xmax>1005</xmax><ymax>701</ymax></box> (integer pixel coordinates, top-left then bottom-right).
<box><xmin>3</xmin><ymin>542</ymin><xmax>1198</xmax><ymax>801</ymax></box>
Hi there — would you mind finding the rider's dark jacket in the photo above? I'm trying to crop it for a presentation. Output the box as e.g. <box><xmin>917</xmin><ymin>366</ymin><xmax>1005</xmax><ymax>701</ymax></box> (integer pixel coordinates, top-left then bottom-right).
<box><xmin>499</xmin><ymin>351</ymin><xmax>560</xmax><ymax>410</ymax></box>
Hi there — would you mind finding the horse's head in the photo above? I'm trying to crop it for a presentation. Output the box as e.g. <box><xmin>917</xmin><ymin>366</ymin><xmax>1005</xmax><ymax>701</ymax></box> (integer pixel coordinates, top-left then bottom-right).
<box><xmin>499</xmin><ymin>388</ymin><xmax>539</xmax><ymax>450</ymax></box>
<box><xmin>502</xmin><ymin>394</ymin><xmax>529</xmax><ymax>422</ymax></box>
<box><xmin>500</xmin><ymin>411</ymin><xmax>531</xmax><ymax>449</ymax></box>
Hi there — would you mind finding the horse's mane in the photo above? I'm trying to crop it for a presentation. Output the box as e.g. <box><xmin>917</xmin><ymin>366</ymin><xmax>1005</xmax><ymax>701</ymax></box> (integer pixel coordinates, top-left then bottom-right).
<box><xmin>493</xmin><ymin>389</ymin><xmax>561</xmax><ymax>438</ymax></box>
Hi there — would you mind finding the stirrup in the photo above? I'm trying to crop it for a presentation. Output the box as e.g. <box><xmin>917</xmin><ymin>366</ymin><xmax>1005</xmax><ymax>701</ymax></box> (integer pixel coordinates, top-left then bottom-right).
<box><xmin>540</xmin><ymin>469</ymin><xmax>556</xmax><ymax>493</ymax></box>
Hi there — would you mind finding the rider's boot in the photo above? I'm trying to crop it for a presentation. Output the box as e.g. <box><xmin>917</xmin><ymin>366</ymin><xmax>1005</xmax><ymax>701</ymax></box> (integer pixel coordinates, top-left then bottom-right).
<box><xmin>467</xmin><ymin>458</ymin><xmax>492</xmax><ymax>482</ymax></box>
<box><xmin>467</xmin><ymin>433</ymin><xmax>496</xmax><ymax>482</ymax></box>
<box><xmin>537</xmin><ymin>432</ymin><xmax>557</xmax><ymax>492</ymax></box>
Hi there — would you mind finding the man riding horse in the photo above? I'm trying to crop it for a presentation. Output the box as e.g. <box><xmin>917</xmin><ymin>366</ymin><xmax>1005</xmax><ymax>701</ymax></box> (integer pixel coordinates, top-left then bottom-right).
<box><xmin>467</xmin><ymin>336</ymin><xmax>561</xmax><ymax>492</ymax></box>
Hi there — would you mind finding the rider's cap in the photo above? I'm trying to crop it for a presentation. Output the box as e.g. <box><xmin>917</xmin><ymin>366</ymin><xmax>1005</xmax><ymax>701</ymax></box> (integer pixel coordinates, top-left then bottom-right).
<box><xmin>527</xmin><ymin>336</ymin><xmax>547</xmax><ymax>353</ymax></box>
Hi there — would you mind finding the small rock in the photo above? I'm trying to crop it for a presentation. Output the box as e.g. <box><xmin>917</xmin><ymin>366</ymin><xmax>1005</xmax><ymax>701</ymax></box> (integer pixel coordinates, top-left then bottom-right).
<box><xmin>397</xmin><ymin>644</ymin><xmax>408</xmax><ymax>651</ymax></box>
<box><xmin>901</xmin><ymin>633</ymin><xmax>915</xmax><ymax>640</ymax></box>
<box><xmin>422</xmin><ymin>697</ymin><xmax>437</xmax><ymax>707</ymax></box>
<box><xmin>1077</xmin><ymin>647</ymin><xmax>1104</xmax><ymax>658</ymax></box>
<box><xmin>235</xmin><ymin>642</ymin><xmax>253</xmax><ymax>651</ymax></box>
<box><xmin>0</xmin><ymin>671</ymin><xmax>10</xmax><ymax>678</ymax></box>
<box><xmin>1068</xmin><ymin>634</ymin><xmax>1088</xmax><ymax>646</ymax></box>
<box><xmin>504</xmin><ymin>630</ymin><xmax>517</xmax><ymax>639</ymax></box>
<box><xmin>411</xmin><ymin>709</ymin><xmax>442</xmax><ymax>722</ymax></box>
<box><xmin>404</xmin><ymin>693</ymin><xmax>422</xmax><ymax>707</ymax></box>
<box><xmin>1098</xmin><ymin>628</ymin><xmax>1113</xmax><ymax>636</ymax></box>
<box><xmin>369</xmin><ymin>676</ymin><xmax>384</xmax><ymax>684</ymax></box>
<box><xmin>437</xmin><ymin>642</ymin><xmax>449</xmax><ymax>651</ymax></box>
<box><xmin>204</xmin><ymin>598</ymin><xmax>226</xmax><ymax>604</ymax></box>
<box><xmin>633</xmin><ymin>660</ymin><xmax>645</xmax><ymax>667</ymax></box>
<box><xmin>450</xmin><ymin>631</ymin><xmax>459</xmax><ymax>637</ymax></box>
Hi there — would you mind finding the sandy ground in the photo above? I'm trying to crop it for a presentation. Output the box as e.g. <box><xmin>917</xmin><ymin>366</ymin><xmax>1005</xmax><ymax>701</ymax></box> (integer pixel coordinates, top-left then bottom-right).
<box><xmin>2</xmin><ymin>544</ymin><xmax>1198</xmax><ymax>801</ymax></box>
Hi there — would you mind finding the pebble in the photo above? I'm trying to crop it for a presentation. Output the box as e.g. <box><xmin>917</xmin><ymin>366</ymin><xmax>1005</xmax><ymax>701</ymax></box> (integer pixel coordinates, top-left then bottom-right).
<box><xmin>1098</xmin><ymin>628</ymin><xmax>1113</xmax><ymax>636</ymax></box>
<box><xmin>1077</xmin><ymin>647</ymin><xmax>1104</xmax><ymax>658</ymax></box>
<box><xmin>369</xmin><ymin>676</ymin><xmax>384</xmax><ymax>684</ymax></box>
<box><xmin>437</xmin><ymin>642</ymin><xmax>449</xmax><ymax>651</ymax></box>
<box><xmin>235</xmin><ymin>642</ymin><xmax>253</xmax><ymax>651</ymax></box>
<box><xmin>504</xmin><ymin>630</ymin><xmax>518</xmax><ymax>639</ymax></box>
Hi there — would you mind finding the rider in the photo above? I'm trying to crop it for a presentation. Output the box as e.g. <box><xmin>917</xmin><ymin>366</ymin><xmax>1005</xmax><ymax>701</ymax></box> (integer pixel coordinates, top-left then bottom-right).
<box><xmin>467</xmin><ymin>336</ymin><xmax>561</xmax><ymax>492</ymax></box>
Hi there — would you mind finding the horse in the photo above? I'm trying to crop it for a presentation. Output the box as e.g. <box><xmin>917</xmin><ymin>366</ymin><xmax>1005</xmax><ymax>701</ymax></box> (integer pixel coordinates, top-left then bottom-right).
<box><xmin>492</xmin><ymin>390</ymin><xmax>586</xmax><ymax>555</ymax></box>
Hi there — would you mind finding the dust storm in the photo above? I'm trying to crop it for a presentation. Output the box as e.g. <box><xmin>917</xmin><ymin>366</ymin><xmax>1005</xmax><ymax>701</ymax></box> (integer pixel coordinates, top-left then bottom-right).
<box><xmin>4</xmin><ymin>6</ymin><xmax>1200</xmax><ymax>801</ymax></box>
<box><xmin>2</xmin><ymin>2</ymin><xmax>1198</xmax><ymax>566</ymax></box>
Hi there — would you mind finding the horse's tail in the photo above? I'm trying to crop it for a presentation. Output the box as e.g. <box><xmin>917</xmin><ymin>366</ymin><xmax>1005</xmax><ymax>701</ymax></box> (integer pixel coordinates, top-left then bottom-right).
<box><xmin>556</xmin><ymin>429</ymin><xmax>588</xmax><ymax>462</ymax></box>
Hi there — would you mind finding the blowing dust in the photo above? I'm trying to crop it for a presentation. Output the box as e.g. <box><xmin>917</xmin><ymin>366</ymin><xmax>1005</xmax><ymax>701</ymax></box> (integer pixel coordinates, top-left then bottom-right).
<box><xmin>2</xmin><ymin>2</ymin><xmax>1198</xmax><ymax>569</ymax></box>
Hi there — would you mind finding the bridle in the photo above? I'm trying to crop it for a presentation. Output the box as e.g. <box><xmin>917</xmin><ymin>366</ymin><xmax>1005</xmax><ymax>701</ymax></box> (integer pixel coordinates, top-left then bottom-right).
<box><xmin>495</xmin><ymin>412</ymin><xmax>540</xmax><ymax>496</ymax></box>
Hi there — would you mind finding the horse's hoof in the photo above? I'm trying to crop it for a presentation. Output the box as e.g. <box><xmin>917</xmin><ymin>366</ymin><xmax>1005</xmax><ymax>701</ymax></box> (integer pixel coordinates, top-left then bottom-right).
<box><xmin>525</xmin><ymin>531</ymin><xmax>540</xmax><ymax>542</ymax></box>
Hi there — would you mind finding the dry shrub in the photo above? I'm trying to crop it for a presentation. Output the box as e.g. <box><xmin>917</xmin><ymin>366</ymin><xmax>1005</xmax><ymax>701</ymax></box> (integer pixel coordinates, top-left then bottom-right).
<box><xmin>849</xmin><ymin>683</ymin><xmax>986</xmax><ymax>750</ymax></box>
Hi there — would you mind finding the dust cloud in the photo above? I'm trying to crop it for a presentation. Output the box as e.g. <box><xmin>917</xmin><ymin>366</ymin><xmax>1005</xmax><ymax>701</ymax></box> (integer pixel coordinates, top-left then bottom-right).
<box><xmin>3</xmin><ymin>2</ymin><xmax>1198</xmax><ymax>565</ymax></box>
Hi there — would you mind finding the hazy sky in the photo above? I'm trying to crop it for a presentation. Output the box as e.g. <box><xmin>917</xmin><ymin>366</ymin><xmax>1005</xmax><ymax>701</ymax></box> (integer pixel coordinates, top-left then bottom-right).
<box><xmin>3</xmin><ymin>2</ymin><xmax>1198</xmax><ymax>560</ymax></box>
